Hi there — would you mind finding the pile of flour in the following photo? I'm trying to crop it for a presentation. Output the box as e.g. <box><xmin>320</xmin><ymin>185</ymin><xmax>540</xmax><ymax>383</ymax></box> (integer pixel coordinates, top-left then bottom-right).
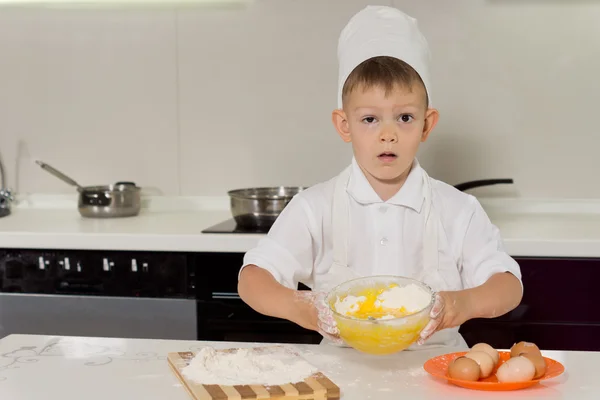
<box><xmin>181</xmin><ymin>347</ymin><xmax>318</xmax><ymax>386</ymax></box>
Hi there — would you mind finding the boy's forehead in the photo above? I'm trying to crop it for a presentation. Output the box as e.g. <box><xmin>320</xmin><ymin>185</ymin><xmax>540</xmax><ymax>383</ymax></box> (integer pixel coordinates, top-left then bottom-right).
<box><xmin>345</xmin><ymin>82</ymin><xmax>427</xmax><ymax>108</ymax></box>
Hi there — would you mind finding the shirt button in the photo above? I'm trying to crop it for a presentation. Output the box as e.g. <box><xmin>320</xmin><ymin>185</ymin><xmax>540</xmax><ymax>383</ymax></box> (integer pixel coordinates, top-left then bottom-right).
<box><xmin>380</xmin><ymin>237</ymin><xmax>388</xmax><ymax>246</ymax></box>
<box><xmin>379</xmin><ymin>206</ymin><xmax>387</xmax><ymax>214</ymax></box>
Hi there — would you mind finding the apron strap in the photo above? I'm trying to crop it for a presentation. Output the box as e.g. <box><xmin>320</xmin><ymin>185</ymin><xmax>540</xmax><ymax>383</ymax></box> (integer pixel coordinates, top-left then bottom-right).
<box><xmin>332</xmin><ymin>166</ymin><xmax>352</xmax><ymax>268</ymax></box>
<box><xmin>420</xmin><ymin>169</ymin><xmax>440</xmax><ymax>281</ymax></box>
<box><xmin>412</xmin><ymin>169</ymin><xmax>467</xmax><ymax>349</ymax></box>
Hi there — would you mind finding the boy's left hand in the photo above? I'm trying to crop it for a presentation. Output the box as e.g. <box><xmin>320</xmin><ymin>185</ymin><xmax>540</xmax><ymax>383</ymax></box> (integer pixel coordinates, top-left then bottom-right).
<box><xmin>417</xmin><ymin>291</ymin><xmax>471</xmax><ymax>345</ymax></box>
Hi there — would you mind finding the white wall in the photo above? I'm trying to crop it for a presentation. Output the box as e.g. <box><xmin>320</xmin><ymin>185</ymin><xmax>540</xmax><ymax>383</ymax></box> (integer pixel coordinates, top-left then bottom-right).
<box><xmin>1</xmin><ymin>0</ymin><xmax>599</xmax><ymax>199</ymax></box>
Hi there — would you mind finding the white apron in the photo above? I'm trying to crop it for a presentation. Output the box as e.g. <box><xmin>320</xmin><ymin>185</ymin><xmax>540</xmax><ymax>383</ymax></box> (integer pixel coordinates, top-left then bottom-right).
<box><xmin>316</xmin><ymin>165</ymin><xmax>468</xmax><ymax>349</ymax></box>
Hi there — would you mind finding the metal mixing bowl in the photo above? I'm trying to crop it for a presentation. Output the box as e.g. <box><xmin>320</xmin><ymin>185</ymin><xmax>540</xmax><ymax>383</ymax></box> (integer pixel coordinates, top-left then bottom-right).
<box><xmin>326</xmin><ymin>275</ymin><xmax>434</xmax><ymax>355</ymax></box>
<box><xmin>227</xmin><ymin>186</ymin><xmax>307</xmax><ymax>229</ymax></box>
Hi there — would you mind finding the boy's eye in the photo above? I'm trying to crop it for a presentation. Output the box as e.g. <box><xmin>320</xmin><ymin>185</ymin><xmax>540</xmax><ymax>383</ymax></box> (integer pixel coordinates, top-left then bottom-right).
<box><xmin>362</xmin><ymin>116</ymin><xmax>376</xmax><ymax>124</ymax></box>
<box><xmin>399</xmin><ymin>114</ymin><xmax>413</xmax><ymax>123</ymax></box>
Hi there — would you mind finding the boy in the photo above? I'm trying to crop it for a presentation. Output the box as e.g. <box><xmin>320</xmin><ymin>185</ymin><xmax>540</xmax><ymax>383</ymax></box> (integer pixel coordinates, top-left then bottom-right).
<box><xmin>238</xmin><ymin>5</ymin><xmax>522</xmax><ymax>348</ymax></box>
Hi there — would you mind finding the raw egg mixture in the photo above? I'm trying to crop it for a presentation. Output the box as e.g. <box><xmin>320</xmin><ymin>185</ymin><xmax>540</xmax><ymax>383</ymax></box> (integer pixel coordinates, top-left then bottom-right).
<box><xmin>333</xmin><ymin>283</ymin><xmax>431</xmax><ymax>320</ymax></box>
<box><xmin>447</xmin><ymin>341</ymin><xmax>548</xmax><ymax>383</ymax></box>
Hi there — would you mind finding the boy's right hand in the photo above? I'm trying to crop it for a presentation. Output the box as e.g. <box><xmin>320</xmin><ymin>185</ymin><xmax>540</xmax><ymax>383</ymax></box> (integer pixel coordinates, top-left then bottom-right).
<box><xmin>295</xmin><ymin>291</ymin><xmax>344</xmax><ymax>345</ymax></box>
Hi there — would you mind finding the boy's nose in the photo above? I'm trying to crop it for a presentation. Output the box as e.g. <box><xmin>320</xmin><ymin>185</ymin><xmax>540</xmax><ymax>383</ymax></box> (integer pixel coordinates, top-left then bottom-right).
<box><xmin>379</xmin><ymin>128</ymin><xmax>398</xmax><ymax>143</ymax></box>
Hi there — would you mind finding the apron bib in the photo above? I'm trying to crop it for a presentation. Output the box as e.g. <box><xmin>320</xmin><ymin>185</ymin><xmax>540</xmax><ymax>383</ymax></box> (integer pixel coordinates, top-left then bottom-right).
<box><xmin>317</xmin><ymin>164</ymin><xmax>467</xmax><ymax>349</ymax></box>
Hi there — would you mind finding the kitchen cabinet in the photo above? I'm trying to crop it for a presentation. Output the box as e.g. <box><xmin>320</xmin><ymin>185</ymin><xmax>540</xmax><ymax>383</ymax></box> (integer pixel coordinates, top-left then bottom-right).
<box><xmin>193</xmin><ymin>252</ymin><xmax>322</xmax><ymax>344</ymax></box>
<box><xmin>4</xmin><ymin>247</ymin><xmax>600</xmax><ymax>350</ymax></box>
<box><xmin>204</xmin><ymin>253</ymin><xmax>600</xmax><ymax>351</ymax></box>
<box><xmin>459</xmin><ymin>257</ymin><xmax>600</xmax><ymax>351</ymax></box>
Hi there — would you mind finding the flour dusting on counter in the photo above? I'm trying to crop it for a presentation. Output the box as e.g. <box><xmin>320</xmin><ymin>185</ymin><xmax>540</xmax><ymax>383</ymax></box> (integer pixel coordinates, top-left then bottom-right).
<box><xmin>181</xmin><ymin>347</ymin><xmax>318</xmax><ymax>385</ymax></box>
<box><xmin>407</xmin><ymin>367</ymin><xmax>427</xmax><ymax>377</ymax></box>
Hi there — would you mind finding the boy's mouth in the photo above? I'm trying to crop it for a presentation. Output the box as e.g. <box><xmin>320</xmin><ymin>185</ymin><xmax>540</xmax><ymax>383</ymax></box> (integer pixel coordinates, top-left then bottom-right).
<box><xmin>378</xmin><ymin>152</ymin><xmax>397</xmax><ymax>162</ymax></box>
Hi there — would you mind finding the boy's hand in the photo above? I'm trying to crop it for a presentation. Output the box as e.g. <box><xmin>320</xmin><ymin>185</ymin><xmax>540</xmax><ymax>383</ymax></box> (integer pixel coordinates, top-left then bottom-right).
<box><xmin>295</xmin><ymin>291</ymin><xmax>344</xmax><ymax>345</ymax></box>
<box><xmin>417</xmin><ymin>291</ymin><xmax>471</xmax><ymax>345</ymax></box>
<box><xmin>417</xmin><ymin>273</ymin><xmax>523</xmax><ymax>345</ymax></box>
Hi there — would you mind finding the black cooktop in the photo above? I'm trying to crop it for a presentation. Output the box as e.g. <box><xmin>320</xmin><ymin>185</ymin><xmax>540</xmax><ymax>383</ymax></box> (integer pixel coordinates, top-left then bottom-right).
<box><xmin>202</xmin><ymin>219</ymin><xmax>271</xmax><ymax>234</ymax></box>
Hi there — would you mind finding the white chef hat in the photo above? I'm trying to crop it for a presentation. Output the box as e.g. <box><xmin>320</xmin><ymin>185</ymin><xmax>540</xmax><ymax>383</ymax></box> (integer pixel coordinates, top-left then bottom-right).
<box><xmin>337</xmin><ymin>5</ymin><xmax>433</xmax><ymax>109</ymax></box>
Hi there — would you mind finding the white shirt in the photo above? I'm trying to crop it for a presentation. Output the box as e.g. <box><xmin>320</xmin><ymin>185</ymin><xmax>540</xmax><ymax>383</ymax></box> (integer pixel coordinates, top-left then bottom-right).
<box><xmin>241</xmin><ymin>158</ymin><xmax>522</xmax><ymax>292</ymax></box>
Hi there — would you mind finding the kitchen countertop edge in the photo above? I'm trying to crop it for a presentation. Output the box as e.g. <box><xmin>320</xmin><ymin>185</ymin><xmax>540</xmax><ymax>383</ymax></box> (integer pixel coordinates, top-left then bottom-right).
<box><xmin>3</xmin><ymin>194</ymin><xmax>600</xmax><ymax>258</ymax></box>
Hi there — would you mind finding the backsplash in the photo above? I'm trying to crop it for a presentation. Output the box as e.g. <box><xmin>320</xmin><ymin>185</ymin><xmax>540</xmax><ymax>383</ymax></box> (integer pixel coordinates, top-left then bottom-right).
<box><xmin>0</xmin><ymin>0</ymin><xmax>599</xmax><ymax>198</ymax></box>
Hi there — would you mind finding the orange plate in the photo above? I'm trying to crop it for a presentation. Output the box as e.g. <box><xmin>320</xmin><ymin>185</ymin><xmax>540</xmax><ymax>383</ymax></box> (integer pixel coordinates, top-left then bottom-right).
<box><xmin>423</xmin><ymin>351</ymin><xmax>565</xmax><ymax>391</ymax></box>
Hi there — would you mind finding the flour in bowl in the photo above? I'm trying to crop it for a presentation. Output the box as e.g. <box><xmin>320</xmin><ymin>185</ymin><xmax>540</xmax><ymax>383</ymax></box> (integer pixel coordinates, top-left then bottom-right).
<box><xmin>376</xmin><ymin>284</ymin><xmax>431</xmax><ymax>313</ymax></box>
<box><xmin>334</xmin><ymin>283</ymin><xmax>431</xmax><ymax>319</ymax></box>
<box><xmin>181</xmin><ymin>346</ymin><xmax>319</xmax><ymax>386</ymax></box>
<box><xmin>334</xmin><ymin>294</ymin><xmax>366</xmax><ymax>315</ymax></box>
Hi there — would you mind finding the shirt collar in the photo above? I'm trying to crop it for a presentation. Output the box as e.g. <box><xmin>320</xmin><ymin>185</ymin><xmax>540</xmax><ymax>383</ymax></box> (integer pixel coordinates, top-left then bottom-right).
<box><xmin>346</xmin><ymin>157</ymin><xmax>425</xmax><ymax>212</ymax></box>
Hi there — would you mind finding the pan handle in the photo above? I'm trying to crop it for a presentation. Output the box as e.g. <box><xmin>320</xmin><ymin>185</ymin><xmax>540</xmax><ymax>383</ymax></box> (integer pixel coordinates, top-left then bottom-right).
<box><xmin>35</xmin><ymin>160</ymin><xmax>83</xmax><ymax>191</ymax></box>
<box><xmin>454</xmin><ymin>179</ymin><xmax>513</xmax><ymax>192</ymax></box>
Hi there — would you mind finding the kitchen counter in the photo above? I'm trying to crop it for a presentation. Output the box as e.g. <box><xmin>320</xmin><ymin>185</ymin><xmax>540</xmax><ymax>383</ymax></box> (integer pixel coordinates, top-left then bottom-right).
<box><xmin>0</xmin><ymin>333</ymin><xmax>593</xmax><ymax>400</ymax></box>
<box><xmin>0</xmin><ymin>195</ymin><xmax>260</xmax><ymax>253</ymax></box>
<box><xmin>3</xmin><ymin>194</ymin><xmax>600</xmax><ymax>257</ymax></box>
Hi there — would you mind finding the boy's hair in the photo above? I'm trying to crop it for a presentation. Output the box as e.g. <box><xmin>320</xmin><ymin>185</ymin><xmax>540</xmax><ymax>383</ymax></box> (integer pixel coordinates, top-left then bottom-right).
<box><xmin>341</xmin><ymin>56</ymin><xmax>429</xmax><ymax>108</ymax></box>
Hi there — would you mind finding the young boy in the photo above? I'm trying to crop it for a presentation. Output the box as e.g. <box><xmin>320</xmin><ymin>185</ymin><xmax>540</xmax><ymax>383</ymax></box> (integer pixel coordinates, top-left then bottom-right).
<box><xmin>238</xmin><ymin>5</ymin><xmax>522</xmax><ymax>348</ymax></box>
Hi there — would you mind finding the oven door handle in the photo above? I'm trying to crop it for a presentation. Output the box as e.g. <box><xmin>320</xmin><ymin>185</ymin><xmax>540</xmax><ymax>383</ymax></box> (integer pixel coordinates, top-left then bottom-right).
<box><xmin>211</xmin><ymin>292</ymin><xmax>242</xmax><ymax>300</ymax></box>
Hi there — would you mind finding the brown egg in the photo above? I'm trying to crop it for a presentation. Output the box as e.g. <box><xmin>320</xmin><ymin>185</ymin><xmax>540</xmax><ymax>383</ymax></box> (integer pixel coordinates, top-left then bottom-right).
<box><xmin>510</xmin><ymin>341</ymin><xmax>542</xmax><ymax>358</ymax></box>
<box><xmin>471</xmin><ymin>343</ymin><xmax>499</xmax><ymax>366</ymax></box>
<box><xmin>448</xmin><ymin>356</ymin><xmax>481</xmax><ymax>381</ymax></box>
<box><xmin>464</xmin><ymin>351</ymin><xmax>495</xmax><ymax>378</ymax></box>
<box><xmin>519</xmin><ymin>352</ymin><xmax>547</xmax><ymax>379</ymax></box>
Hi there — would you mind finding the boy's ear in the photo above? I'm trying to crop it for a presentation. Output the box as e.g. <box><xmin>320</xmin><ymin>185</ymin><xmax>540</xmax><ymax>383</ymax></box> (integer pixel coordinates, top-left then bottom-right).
<box><xmin>332</xmin><ymin>109</ymin><xmax>352</xmax><ymax>143</ymax></box>
<box><xmin>421</xmin><ymin>107</ymin><xmax>439</xmax><ymax>142</ymax></box>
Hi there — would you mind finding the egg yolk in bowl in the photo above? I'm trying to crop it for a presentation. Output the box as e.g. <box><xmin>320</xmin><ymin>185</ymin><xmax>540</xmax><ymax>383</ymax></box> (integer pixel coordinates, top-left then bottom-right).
<box><xmin>336</xmin><ymin>284</ymin><xmax>411</xmax><ymax>319</ymax></box>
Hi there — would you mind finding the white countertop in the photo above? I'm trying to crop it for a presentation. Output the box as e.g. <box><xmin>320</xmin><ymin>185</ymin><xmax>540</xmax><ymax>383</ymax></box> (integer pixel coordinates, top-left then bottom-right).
<box><xmin>0</xmin><ymin>334</ymin><xmax>593</xmax><ymax>400</ymax></box>
<box><xmin>3</xmin><ymin>194</ymin><xmax>600</xmax><ymax>257</ymax></box>
<box><xmin>0</xmin><ymin>195</ymin><xmax>261</xmax><ymax>253</ymax></box>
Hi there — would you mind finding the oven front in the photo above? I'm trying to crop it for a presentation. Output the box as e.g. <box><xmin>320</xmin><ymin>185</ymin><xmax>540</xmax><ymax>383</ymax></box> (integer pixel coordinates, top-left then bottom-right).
<box><xmin>197</xmin><ymin>295</ymin><xmax>322</xmax><ymax>344</ymax></box>
<box><xmin>0</xmin><ymin>249</ymin><xmax>197</xmax><ymax>341</ymax></box>
<box><xmin>193</xmin><ymin>252</ymin><xmax>322</xmax><ymax>344</ymax></box>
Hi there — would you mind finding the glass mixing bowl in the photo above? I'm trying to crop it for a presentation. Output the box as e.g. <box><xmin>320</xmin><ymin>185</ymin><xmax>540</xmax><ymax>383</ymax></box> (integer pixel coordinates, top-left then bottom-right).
<box><xmin>325</xmin><ymin>275</ymin><xmax>434</xmax><ymax>355</ymax></box>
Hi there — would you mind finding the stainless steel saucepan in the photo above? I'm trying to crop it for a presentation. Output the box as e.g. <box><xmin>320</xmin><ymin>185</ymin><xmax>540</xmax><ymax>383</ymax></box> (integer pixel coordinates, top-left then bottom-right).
<box><xmin>36</xmin><ymin>160</ymin><xmax>141</xmax><ymax>218</ymax></box>
<box><xmin>227</xmin><ymin>186</ymin><xmax>307</xmax><ymax>229</ymax></box>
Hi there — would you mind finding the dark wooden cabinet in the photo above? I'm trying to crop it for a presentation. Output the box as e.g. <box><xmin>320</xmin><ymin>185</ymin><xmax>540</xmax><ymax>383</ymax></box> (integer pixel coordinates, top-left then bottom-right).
<box><xmin>194</xmin><ymin>252</ymin><xmax>322</xmax><ymax>344</ymax></box>
<box><xmin>459</xmin><ymin>257</ymin><xmax>600</xmax><ymax>351</ymax></box>
<box><xmin>4</xmin><ymin>248</ymin><xmax>600</xmax><ymax>349</ymax></box>
<box><xmin>199</xmin><ymin>253</ymin><xmax>600</xmax><ymax>350</ymax></box>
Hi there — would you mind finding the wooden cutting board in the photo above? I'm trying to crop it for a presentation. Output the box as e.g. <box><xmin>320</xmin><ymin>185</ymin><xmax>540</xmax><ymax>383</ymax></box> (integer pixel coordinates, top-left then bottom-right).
<box><xmin>168</xmin><ymin>346</ymin><xmax>340</xmax><ymax>400</ymax></box>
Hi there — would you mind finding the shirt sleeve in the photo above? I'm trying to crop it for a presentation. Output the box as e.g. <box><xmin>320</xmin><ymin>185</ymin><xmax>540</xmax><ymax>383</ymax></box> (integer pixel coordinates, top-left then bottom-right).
<box><xmin>460</xmin><ymin>197</ymin><xmax>523</xmax><ymax>291</ymax></box>
<box><xmin>239</xmin><ymin>194</ymin><xmax>316</xmax><ymax>290</ymax></box>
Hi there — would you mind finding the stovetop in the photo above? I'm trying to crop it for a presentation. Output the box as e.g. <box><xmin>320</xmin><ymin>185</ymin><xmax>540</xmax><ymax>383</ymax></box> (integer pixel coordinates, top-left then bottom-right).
<box><xmin>202</xmin><ymin>219</ymin><xmax>270</xmax><ymax>234</ymax></box>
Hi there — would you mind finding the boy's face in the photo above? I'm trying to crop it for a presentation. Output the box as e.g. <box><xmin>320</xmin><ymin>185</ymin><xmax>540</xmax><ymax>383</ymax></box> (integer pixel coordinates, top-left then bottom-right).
<box><xmin>332</xmin><ymin>83</ymin><xmax>439</xmax><ymax>185</ymax></box>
